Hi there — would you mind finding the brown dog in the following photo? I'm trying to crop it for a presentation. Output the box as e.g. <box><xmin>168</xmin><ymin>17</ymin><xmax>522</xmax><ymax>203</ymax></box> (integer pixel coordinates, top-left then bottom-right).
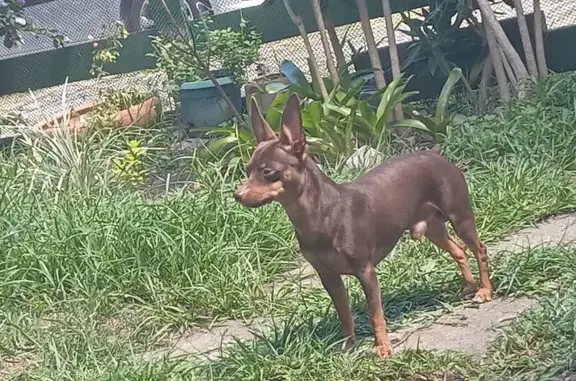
<box><xmin>234</xmin><ymin>94</ymin><xmax>493</xmax><ymax>357</ymax></box>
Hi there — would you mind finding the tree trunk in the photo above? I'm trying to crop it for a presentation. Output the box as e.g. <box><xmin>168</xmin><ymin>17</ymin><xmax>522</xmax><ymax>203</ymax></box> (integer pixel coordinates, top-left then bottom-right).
<box><xmin>283</xmin><ymin>0</ymin><xmax>329</xmax><ymax>99</ymax></box>
<box><xmin>533</xmin><ymin>0</ymin><xmax>548</xmax><ymax>78</ymax></box>
<box><xmin>477</xmin><ymin>0</ymin><xmax>528</xmax><ymax>81</ymax></box>
<box><xmin>499</xmin><ymin>46</ymin><xmax>518</xmax><ymax>91</ymax></box>
<box><xmin>478</xmin><ymin>55</ymin><xmax>493</xmax><ymax>111</ymax></box>
<box><xmin>513</xmin><ymin>0</ymin><xmax>538</xmax><ymax>77</ymax></box>
<box><xmin>381</xmin><ymin>0</ymin><xmax>403</xmax><ymax>121</ymax></box>
<box><xmin>484</xmin><ymin>22</ymin><xmax>510</xmax><ymax>101</ymax></box>
<box><xmin>356</xmin><ymin>0</ymin><xmax>386</xmax><ymax>89</ymax></box>
<box><xmin>323</xmin><ymin>7</ymin><xmax>347</xmax><ymax>72</ymax></box>
<box><xmin>311</xmin><ymin>0</ymin><xmax>339</xmax><ymax>84</ymax></box>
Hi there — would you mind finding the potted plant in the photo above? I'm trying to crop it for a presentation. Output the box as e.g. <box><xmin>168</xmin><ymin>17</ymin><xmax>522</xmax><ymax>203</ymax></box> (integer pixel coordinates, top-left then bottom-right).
<box><xmin>149</xmin><ymin>16</ymin><xmax>261</xmax><ymax>127</ymax></box>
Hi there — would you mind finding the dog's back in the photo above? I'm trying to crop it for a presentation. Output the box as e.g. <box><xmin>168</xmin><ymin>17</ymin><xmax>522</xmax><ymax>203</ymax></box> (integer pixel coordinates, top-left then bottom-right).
<box><xmin>344</xmin><ymin>148</ymin><xmax>471</xmax><ymax>229</ymax></box>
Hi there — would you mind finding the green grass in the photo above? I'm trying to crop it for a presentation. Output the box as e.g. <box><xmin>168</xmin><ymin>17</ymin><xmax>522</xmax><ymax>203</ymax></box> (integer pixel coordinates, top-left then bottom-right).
<box><xmin>6</xmin><ymin>246</ymin><xmax>574</xmax><ymax>380</ymax></box>
<box><xmin>2</xmin><ymin>72</ymin><xmax>576</xmax><ymax>380</ymax></box>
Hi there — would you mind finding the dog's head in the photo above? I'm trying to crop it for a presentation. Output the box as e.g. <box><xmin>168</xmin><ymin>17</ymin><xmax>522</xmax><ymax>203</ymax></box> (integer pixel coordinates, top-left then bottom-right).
<box><xmin>234</xmin><ymin>94</ymin><xmax>309</xmax><ymax>208</ymax></box>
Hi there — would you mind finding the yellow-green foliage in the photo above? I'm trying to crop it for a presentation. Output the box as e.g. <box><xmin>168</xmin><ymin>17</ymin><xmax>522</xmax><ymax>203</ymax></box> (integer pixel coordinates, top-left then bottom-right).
<box><xmin>112</xmin><ymin>139</ymin><xmax>148</xmax><ymax>185</ymax></box>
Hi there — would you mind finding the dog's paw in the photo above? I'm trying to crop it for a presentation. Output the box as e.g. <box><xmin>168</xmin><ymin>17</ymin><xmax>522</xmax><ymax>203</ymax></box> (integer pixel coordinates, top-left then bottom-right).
<box><xmin>372</xmin><ymin>343</ymin><xmax>393</xmax><ymax>358</ymax></box>
<box><xmin>472</xmin><ymin>288</ymin><xmax>493</xmax><ymax>304</ymax></box>
<box><xmin>460</xmin><ymin>284</ymin><xmax>478</xmax><ymax>299</ymax></box>
<box><xmin>344</xmin><ymin>336</ymin><xmax>356</xmax><ymax>351</ymax></box>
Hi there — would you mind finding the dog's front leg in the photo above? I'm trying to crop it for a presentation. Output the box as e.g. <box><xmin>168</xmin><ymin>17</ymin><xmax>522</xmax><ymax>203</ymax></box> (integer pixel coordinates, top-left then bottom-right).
<box><xmin>318</xmin><ymin>271</ymin><xmax>356</xmax><ymax>348</ymax></box>
<box><xmin>357</xmin><ymin>264</ymin><xmax>393</xmax><ymax>358</ymax></box>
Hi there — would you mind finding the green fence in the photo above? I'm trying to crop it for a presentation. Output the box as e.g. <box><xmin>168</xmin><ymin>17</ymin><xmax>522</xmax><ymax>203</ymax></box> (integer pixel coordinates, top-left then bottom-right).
<box><xmin>1</xmin><ymin>0</ymin><xmax>576</xmax><ymax>122</ymax></box>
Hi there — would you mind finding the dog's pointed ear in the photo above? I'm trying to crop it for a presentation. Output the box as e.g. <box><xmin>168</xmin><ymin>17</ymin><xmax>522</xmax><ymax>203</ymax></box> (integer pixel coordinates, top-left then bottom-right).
<box><xmin>279</xmin><ymin>93</ymin><xmax>307</xmax><ymax>158</ymax></box>
<box><xmin>250</xmin><ymin>97</ymin><xmax>276</xmax><ymax>143</ymax></box>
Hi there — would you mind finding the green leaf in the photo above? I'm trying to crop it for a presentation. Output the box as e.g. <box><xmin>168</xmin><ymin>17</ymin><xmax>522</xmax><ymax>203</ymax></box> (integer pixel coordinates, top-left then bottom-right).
<box><xmin>409</xmin><ymin>113</ymin><xmax>437</xmax><ymax>134</ymax></box>
<box><xmin>435</xmin><ymin>67</ymin><xmax>462</xmax><ymax>124</ymax></box>
<box><xmin>357</xmin><ymin>101</ymin><xmax>376</xmax><ymax>127</ymax></box>
<box><xmin>388</xmin><ymin>119</ymin><xmax>430</xmax><ymax>132</ymax></box>
<box><xmin>325</xmin><ymin>103</ymin><xmax>352</xmax><ymax>117</ymax></box>
<box><xmin>265</xmin><ymin>82</ymin><xmax>290</xmax><ymax>94</ymax></box>
<box><xmin>341</xmin><ymin>78</ymin><xmax>367</xmax><ymax>106</ymax></box>
<box><xmin>201</xmin><ymin>136</ymin><xmax>239</xmax><ymax>156</ymax></box>
<box><xmin>264</xmin><ymin>91</ymin><xmax>290</xmax><ymax>130</ymax></box>
<box><xmin>189</xmin><ymin>127</ymin><xmax>237</xmax><ymax>135</ymax></box>
<box><xmin>427</xmin><ymin>56</ymin><xmax>438</xmax><ymax>76</ymax></box>
<box><xmin>344</xmin><ymin>104</ymin><xmax>356</xmax><ymax>154</ymax></box>
<box><xmin>376</xmin><ymin>75</ymin><xmax>404</xmax><ymax>122</ymax></box>
<box><xmin>280</xmin><ymin>60</ymin><xmax>312</xmax><ymax>93</ymax></box>
<box><xmin>302</xmin><ymin>101</ymin><xmax>323</xmax><ymax>129</ymax></box>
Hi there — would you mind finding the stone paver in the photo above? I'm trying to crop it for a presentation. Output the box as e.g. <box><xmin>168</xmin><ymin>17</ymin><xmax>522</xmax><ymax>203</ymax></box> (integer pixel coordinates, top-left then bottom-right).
<box><xmin>390</xmin><ymin>297</ymin><xmax>537</xmax><ymax>357</ymax></box>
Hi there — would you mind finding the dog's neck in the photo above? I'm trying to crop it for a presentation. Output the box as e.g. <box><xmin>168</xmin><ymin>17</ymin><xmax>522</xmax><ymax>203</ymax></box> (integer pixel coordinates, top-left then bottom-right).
<box><xmin>280</xmin><ymin>157</ymin><xmax>340</xmax><ymax>235</ymax></box>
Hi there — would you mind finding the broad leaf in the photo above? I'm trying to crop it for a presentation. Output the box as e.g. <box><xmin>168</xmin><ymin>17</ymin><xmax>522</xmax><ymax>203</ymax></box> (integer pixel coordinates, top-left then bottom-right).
<box><xmin>202</xmin><ymin>136</ymin><xmax>239</xmax><ymax>155</ymax></box>
<box><xmin>264</xmin><ymin>91</ymin><xmax>290</xmax><ymax>130</ymax></box>
<box><xmin>265</xmin><ymin>81</ymin><xmax>290</xmax><ymax>94</ymax></box>
<box><xmin>388</xmin><ymin>119</ymin><xmax>430</xmax><ymax>132</ymax></box>
<box><xmin>435</xmin><ymin>67</ymin><xmax>462</xmax><ymax>124</ymax></box>
<box><xmin>280</xmin><ymin>60</ymin><xmax>312</xmax><ymax>94</ymax></box>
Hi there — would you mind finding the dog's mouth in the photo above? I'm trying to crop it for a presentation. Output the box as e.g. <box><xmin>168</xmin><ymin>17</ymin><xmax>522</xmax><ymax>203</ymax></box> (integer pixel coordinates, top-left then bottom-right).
<box><xmin>240</xmin><ymin>197</ymin><xmax>273</xmax><ymax>208</ymax></box>
<box><xmin>233</xmin><ymin>190</ymin><xmax>274</xmax><ymax>208</ymax></box>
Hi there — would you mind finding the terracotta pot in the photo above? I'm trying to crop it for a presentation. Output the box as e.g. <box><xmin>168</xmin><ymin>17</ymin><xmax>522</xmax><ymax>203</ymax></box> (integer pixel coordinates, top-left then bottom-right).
<box><xmin>37</xmin><ymin>97</ymin><xmax>160</xmax><ymax>137</ymax></box>
<box><xmin>113</xmin><ymin>96</ymin><xmax>160</xmax><ymax>127</ymax></box>
<box><xmin>36</xmin><ymin>101</ymin><xmax>100</xmax><ymax>132</ymax></box>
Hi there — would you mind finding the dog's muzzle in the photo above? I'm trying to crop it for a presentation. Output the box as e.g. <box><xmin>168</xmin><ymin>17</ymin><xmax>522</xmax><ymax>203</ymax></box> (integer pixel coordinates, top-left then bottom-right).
<box><xmin>233</xmin><ymin>187</ymin><xmax>272</xmax><ymax>208</ymax></box>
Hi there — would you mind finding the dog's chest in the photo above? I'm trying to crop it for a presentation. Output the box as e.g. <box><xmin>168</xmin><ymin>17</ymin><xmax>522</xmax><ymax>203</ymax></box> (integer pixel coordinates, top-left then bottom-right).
<box><xmin>294</xmin><ymin>230</ymin><xmax>354</xmax><ymax>274</ymax></box>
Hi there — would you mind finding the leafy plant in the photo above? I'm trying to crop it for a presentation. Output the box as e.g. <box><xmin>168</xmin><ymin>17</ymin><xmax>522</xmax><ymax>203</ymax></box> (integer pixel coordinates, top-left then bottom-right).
<box><xmin>404</xmin><ymin>67</ymin><xmax>464</xmax><ymax>142</ymax></box>
<box><xmin>398</xmin><ymin>2</ymin><xmax>482</xmax><ymax>93</ymax></box>
<box><xmin>149</xmin><ymin>16</ymin><xmax>262</xmax><ymax>93</ymax></box>
<box><xmin>0</xmin><ymin>0</ymin><xmax>64</xmax><ymax>48</ymax></box>
<box><xmin>112</xmin><ymin>139</ymin><xmax>149</xmax><ymax>185</ymax></box>
<box><xmin>90</xmin><ymin>21</ymin><xmax>129</xmax><ymax>79</ymax></box>
<box><xmin>192</xmin><ymin>62</ymin><xmax>460</xmax><ymax>163</ymax></box>
<box><xmin>267</xmin><ymin>61</ymin><xmax>427</xmax><ymax>158</ymax></box>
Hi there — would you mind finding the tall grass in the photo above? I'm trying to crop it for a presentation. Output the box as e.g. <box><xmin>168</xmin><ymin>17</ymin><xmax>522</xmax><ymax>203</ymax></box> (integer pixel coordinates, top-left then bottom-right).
<box><xmin>0</xmin><ymin>127</ymin><xmax>298</xmax><ymax>347</ymax></box>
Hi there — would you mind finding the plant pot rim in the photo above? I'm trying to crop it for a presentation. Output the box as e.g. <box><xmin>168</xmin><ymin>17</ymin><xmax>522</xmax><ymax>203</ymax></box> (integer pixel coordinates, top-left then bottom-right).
<box><xmin>180</xmin><ymin>75</ymin><xmax>237</xmax><ymax>91</ymax></box>
<box><xmin>248</xmin><ymin>73</ymin><xmax>287</xmax><ymax>84</ymax></box>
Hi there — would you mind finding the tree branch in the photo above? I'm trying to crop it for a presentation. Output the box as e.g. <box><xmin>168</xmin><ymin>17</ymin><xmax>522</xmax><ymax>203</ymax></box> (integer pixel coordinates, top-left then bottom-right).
<box><xmin>356</xmin><ymin>0</ymin><xmax>386</xmax><ymax>89</ymax></box>
<box><xmin>311</xmin><ymin>0</ymin><xmax>339</xmax><ymax>84</ymax></box>
<box><xmin>484</xmin><ymin>21</ymin><xmax>510</xmax><ymax>101</ymax></box>
<box><xmin>283</xmin><ymin>0</ymin><xmax>329</xmax><ymax>99</ymax></box>
<box><xmin>477</xmin><ymin>0</ymin><xmax>528</xmax><ymax>81</ymax></box>
<box><xmin>382</xmin><ymin>0</ymin><xmax>403</xmax><ymax>121</ymax></box>
<box><xmin>513</xmin><ymin>0</ymin><xmax>538</xmax><ymax>77</ymax></box>
<box><xmin>533</xmin><ymin>0</ymin><xmax>548</xmax><ymax>78</ymax></box>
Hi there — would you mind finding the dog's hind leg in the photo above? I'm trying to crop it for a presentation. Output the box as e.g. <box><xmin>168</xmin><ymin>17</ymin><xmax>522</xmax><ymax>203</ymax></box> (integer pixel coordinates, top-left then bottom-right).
<box><xmin>424</xmin><ymin>214</ymin><xmax>478</xmax><ymax>298</ymax></box>
<box><xmin>451</xmin><ymin>216</ymin><xmax>492</xmax><ymax>303</ymax></box>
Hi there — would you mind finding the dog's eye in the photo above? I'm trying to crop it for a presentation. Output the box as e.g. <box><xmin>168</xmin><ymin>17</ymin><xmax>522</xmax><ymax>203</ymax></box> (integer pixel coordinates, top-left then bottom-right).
<box><xmin>262</xmin><ymin>168</ymin><xmax>281</xmax><ymax>182</ymax></box>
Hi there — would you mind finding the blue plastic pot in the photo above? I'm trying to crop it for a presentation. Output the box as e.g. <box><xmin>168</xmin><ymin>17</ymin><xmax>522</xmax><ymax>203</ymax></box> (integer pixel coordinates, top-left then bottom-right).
<box><xmin>179</xmin><ymin>75</ymin><xmax>242</xmax><ymax>127</ymax></box>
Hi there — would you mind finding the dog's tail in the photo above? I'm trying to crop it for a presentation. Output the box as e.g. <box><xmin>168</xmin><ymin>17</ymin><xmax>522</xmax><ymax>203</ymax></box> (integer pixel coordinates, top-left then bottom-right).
<box><xmin>428</xmin><ymin>144</ymin><xmax>442</xmax><ymax>155</ymax></box>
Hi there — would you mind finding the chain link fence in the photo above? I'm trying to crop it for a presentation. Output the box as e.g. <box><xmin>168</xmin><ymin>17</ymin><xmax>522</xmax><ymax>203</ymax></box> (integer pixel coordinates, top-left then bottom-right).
<box><xmin>1</xmin><ymin>0</ymin><xmax>575</xmax><ymax>125</ymax></box>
